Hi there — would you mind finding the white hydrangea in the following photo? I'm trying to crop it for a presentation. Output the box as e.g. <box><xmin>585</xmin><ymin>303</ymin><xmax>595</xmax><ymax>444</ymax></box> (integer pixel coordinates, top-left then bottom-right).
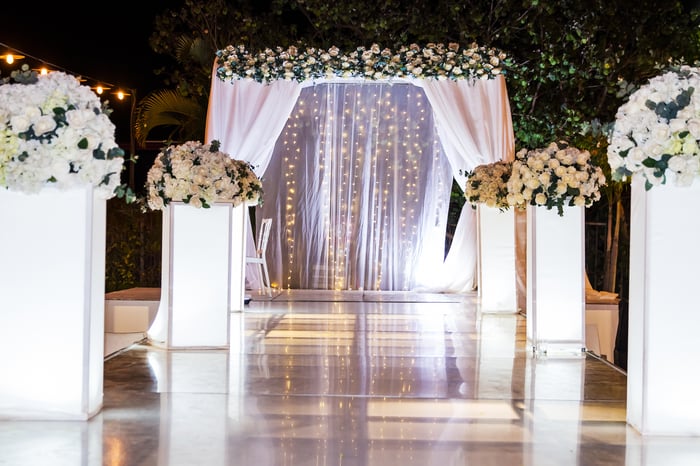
<box><xmin>0</xmin><ymin>71</ymin><xmax>124</xmax><ymax>198</ymax></box>
<box><xmin>608</xmin><ymin>66</ymin><xmax>700</xmax><ymax>189</ymax></box>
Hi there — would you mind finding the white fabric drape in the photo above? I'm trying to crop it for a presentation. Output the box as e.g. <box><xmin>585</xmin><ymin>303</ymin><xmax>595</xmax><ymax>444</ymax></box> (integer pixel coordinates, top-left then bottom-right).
<box><xmin>205</xmin><ymin>73</ymin><xmax>514</xmax><ymax>292</ymax></box>
<box><xmin>206</xmin><ymin>77</ymin><xmax>302</xmax><ymax>175</ymax></box>
<box><xmin>415</xmin><ymin>76</ymin><xmax>515</xmax><ymax>292</ymax></box>
<box><xmin>260</xmin><ymin>83</ymin><xmax>452</xmax><ymax>290</ymax></box>
<box><xmin>205</xmin><ymin>76</ymin><xmax>303</xmax><ymax>289</ymax></box>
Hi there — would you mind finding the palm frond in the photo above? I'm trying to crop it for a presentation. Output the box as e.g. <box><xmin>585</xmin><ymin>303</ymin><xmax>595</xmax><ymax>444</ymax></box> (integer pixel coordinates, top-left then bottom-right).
<box><xmin>134</xmin><ymin>89</ymin><xmax>205</xmax><ymax>146</ymax></box>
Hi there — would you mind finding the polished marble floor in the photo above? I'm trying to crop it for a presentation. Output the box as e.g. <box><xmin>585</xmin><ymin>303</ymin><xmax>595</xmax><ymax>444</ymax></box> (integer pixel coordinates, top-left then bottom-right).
<box><xmin>2</xmin><ymin>292</ymin><xmax>700</xmax><ymax>465</ymax></box>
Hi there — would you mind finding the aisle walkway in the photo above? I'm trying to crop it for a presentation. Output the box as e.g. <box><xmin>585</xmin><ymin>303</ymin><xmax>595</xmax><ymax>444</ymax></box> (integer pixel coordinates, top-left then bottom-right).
<box><xmin>2</xmin><ymin>292</ymin><xmax>699</xmax><ymax>465</ymax></box>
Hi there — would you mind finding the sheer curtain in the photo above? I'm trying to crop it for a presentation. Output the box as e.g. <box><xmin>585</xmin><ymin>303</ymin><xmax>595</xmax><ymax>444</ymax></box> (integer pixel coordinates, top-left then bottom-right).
<box><xmin>260</xmin><ymin>82</ymin><xmax>452</xmax><ymax>290</ymax></box>
<box><xmin>206</xmin><ymin>77</ymin><xmax>302</xmax><ymax>174</ymax></box>
<box><xmin>416</xmin><ymin>77</ymin><xmax>515</xmax><ymax>292</ymax></box>
<box><xmin>205</xmin><ymin>74</ymin><xmax>514</xmax><ymax>292</ymax></box>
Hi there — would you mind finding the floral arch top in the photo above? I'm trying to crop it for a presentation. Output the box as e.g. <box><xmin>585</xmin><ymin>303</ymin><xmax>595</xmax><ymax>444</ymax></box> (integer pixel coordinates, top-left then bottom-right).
<box><xmin>215</xmin><ymin>42</ymin><xmax>509</xmax><ymax>84</ymax></box>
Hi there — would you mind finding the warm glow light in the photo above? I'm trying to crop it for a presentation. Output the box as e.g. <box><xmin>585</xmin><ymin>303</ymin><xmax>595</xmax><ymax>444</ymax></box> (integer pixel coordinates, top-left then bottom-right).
<box><xmin>2</xmin><ymin>53</ymin><xmax>25</xmax><ymax>64</ymax></box>
<box><xmin>93</xmin><ymin>85</ymin><xmax>111</xmax><ymax>95</ymax></box>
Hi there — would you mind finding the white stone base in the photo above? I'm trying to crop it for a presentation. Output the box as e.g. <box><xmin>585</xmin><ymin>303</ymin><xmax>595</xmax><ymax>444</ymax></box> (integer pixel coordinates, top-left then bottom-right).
<box><xmin>627</xmin><ymin>174</ymin><xmax>700</xmax><ymax>435</ymax></box>
<box><xmin>526</xmin><ymin>205</ymin><xmax>586</xmax><ymax>356</ymax></box>
<box><xmin>0</xmin><ymin>187</ymin><xmax>105</xmax><ymax>420</ymax></box>
<box><xmin>477</xmin><ymin>206</ymin><xmax>517</xmax><ymax>313</ymax></box>
<box><xmin>147</xmin><ymin>202</ymin><xmax>249</xmax><ymax>349</ymax></box>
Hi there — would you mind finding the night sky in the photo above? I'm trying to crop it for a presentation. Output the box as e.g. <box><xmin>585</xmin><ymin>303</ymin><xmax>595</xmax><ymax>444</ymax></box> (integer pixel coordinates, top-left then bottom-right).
<box><xmin>1</xmin><ymin>2</ymin><xmax>166</xmax><ymax>92</ymax></box>
<box><xmin>1</xmin><ymin>2</ymin><xmax>170</xmax><ymax>151</ymax></box>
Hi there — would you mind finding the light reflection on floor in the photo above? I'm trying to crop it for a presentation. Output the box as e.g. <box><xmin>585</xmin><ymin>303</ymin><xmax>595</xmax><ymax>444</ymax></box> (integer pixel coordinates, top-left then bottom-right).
<box><xmin>2</xmin><ymin>292</ymin><xmax>700</xmax><ymax>466</ymax></box>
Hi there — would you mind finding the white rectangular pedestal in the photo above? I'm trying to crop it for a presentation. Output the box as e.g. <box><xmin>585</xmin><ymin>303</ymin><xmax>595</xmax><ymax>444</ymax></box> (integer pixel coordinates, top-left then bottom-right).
<box><xmin>477</xmin><ymin>206</ymin><xmax>517</xmax><ymax>312</ymax></box>
<box><xmin>526</xmin><ymin>205</ymin><xmax>586</xmax><ymax>356</ymax></box>
<box><xmin>627</xmin><ymin>174</ymin><xmax>700</xmax><ymax>436</ymax></box>
<box><xmin>148</xmin><ymin>202</ymin><xmax>248</xmax><ymax>349</ymax></box>
<box><xmin>0</xmin><ymin>187</ymin><xmax>105</xmax><ymax>420</ymax></box>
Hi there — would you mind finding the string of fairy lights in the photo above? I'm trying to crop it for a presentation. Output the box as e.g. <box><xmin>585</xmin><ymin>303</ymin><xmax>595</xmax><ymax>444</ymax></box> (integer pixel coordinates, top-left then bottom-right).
<box><xmin>275</xmin><ymin>82</ymin><xmax>446</xmax><ymax>290</ymax></box>
<box><xmin>0</xmin><ymin>41</ymin><xmax>134</xmax><ymax>101</ymax></box>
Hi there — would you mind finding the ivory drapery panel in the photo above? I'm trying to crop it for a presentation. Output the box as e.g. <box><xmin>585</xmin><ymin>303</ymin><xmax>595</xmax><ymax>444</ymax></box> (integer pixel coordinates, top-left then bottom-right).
<box><xmin>205</xmin><ymin>74</ymin><xmax>514</xmax><ymax>292</ymax></box>
<box><xmin>415</xmin><ymin>76</ymin><xmax>515</xmax><ymax>292</ymax></box>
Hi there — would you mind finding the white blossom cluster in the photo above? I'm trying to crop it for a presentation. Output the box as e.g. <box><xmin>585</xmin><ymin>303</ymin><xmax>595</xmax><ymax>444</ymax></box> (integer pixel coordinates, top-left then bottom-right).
<box><xmin>0</xmin><ymin>71</ymin><xmax>124</xmax><ymax>198</ymax></box>
<box><xmin>145</xmin><ymin>140</ymin><xmax>263</xmax><ymax>210</ymax></box>
<box><xmin>216</xmin><ymin>42</ymin><xmax>508</xmax><ymax>84</ymax></box>
<box><xmin>608</xmin><ymin>65</ymin><xmax>700</xmax><ymax>189</ymax></box>
<box><xmin>464</xmin><ymin>160</ymin><xmax>512</xmax><ymax>210</ymax></box>
<box><xmin>506</xmin><ymin>141</ymin><xmax>606</xmax><ymax>216</ymax></box>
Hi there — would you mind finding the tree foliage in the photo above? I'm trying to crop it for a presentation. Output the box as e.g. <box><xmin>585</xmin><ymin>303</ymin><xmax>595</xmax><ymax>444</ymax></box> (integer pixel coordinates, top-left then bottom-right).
<box><xmin>123</xmin><ymin>0</ymin><xmax>700</xmax><ymax>301</ymax></box>
<box><xmin>143</xmin><ymin>0</ymin><xmax>700</xmax><ymax>149</ymax></box>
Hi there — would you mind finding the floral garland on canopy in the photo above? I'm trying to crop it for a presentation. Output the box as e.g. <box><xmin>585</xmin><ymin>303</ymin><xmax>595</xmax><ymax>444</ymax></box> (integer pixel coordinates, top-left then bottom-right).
<box><xmin>215</xmin><ymin>42</ymin><xmax>509</xmax><ymax>84</ymax></box>
<box><xmin>506</xmin><ymin>141</ymin><xmax>606</xmax><ymax>216</ymax></box>
<box><xmin>607</xmin><ymin>65</ymin><xmax>700</xmax><ymax>190</ymax></box>
<box><xmin>0</xmin><ymin>71</ymin><xmax>125</xmax><ymax>198</ymax></box>
<box><xmin>145</xmin><ymin>140</ymin><xmax>263</xmax><ymax>210</ymax></box>
<box><xmin>464</xmin><ymin>160</ymin><xmax>512</xmax><ymax>211</ymax></box>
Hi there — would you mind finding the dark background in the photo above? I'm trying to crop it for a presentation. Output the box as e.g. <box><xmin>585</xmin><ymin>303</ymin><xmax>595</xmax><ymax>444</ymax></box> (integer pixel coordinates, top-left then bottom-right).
<box><xmin>1</xmin><ymin>2</ymin><xmax>168</xmax><ymax>151</ymax></box>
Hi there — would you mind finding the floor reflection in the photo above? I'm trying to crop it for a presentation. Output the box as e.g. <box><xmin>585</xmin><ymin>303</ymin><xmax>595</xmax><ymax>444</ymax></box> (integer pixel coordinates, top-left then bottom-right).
<box><xmin>2</xmin><ymin>293</ymin><xmax>700</xmax><ymax>465</ymax></box>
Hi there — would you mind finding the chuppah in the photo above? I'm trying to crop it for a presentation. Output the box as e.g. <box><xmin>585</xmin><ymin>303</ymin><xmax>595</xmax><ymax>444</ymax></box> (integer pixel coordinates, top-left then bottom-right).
<box><xmin>205</xmin><ymin>43</ymin><xmax>515</xmax><ymax>293</ymax></box>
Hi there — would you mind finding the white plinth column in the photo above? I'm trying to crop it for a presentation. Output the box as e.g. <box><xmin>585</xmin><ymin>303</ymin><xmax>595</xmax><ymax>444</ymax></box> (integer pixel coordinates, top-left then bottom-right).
<box><xmin>477</xmin><ymin>206</ymin><xmax>517</xmax><ymax>312</ymax></box>
<box><xmin>627</xmin><ymin>174</ymin><xmax>700</xmax><ymax>436</ymax></box>
<box><xmin>0</xmin><ymin>186</ymin><xmax>105</xmax><ymax>420</ymax></box>
<box><xmin>526</xmin><ymin>205</ymin><xmax>586</xmax><ymax>356</ymax></box>
<box><xmin>147</xmin><ymin>201</ymin><xmax>249</xmax><ymax>349</ymax></box>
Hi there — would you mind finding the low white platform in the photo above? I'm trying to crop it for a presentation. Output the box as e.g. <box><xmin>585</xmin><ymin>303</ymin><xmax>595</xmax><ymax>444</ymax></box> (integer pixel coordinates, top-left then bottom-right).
<box><xmin>584</xmin><ymin>278</ymin><xmax>620</xmax><ymax>363</ymax></box>
<box><xmin>585</xmin><ymin>302</ymin><xmax>619</xmax><ymax>363</ymax></box>
<box><xmin>105</xmin><ymin>287</ymin><xmax>160</xmax><ymax>333</ymax></box>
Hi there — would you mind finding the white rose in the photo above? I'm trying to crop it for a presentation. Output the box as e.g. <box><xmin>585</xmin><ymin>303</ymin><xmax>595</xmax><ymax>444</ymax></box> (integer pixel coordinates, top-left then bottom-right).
<box><xmin>628</xmin><ymin>147</ymin><xmax>646</xmax><ymax>163</ymax></box>
<box><xmin>525</xmin><ymin>178</ymin><xmax>540</xmax><ymax>190</ymax></box>
<box><xmin>669</xmin><ymin>118</ymin><xmax>687</xmax><ymax>133</ymax></box>
<box><xmin>687</xmin><ymin>119</ymin><xmax>700</xmax><ymax>139</ymax></box>
<box><xmin>668</xmin><ymin>156</ymin><xmax>687</xmax><ymax>172</ymax></box>
<box><xmin>555</xmin><ymin>182</ymin><xmax>568</xmax><ymax>195</ymax></box>
<box><xmin>33</xmin><ymin>115</ymin><xmax>57</xmax><ymax>136</ymax></box>
<box><xmin>651</xmin><ymin>123</ymin><xmax>671</xmax><ymax>143</ymax></box>
<box><xmin>685</xmin><ymin>157</ymin><xmax>700</xmax><ymax>173</ymax></box>
<box><xmin>9</xmin><ymin>114</ymin><xmax>31</xmax><ymax>133</ymax></box>
<box><xmin>607</xmin><ymin>153</ymin><xmax>624</xmax><ymax>169</ymax></box>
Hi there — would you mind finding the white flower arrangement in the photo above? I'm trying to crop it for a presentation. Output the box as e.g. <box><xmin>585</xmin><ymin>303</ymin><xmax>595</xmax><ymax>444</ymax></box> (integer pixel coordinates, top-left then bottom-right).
<box><xmin>608</xmin><ymin>65</ymin><xmax>700</xmax><ymax>189</ymax></box>
<box><xmin>0</xmin><ymin>71</ymin><xmax>125</xmax><ymax>198</ymax></box>
<box><xmin>145</xmin><ymin>140</ymin><xmax>263</xmax><ymax>210</ymax></box>
<box><xmin>506</xmin><ymin>141</ymin><xmax>606</xmax><ymax>216</ymax></box>
<box><xmin>464</xmin><ymin>160</ymin><xmax>512</xmax><ymax>210</ymax></box>
<box><xmin>216</xmin><ymin>42</ymin><xmax>508</xmax><ymax>84</ymax></box>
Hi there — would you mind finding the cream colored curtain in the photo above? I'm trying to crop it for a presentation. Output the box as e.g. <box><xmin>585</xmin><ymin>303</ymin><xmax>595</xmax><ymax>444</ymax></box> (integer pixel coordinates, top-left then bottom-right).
<box><xmin>205</xmin><ymin>75</ymin><xmax>514</xmax><ymax>292</ymax></box>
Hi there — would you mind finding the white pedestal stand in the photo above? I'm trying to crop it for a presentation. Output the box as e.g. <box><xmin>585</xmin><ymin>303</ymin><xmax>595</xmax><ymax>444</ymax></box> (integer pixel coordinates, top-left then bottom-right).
<box><xmin>0</xmin><ymin>187</ymin><xmax>105</xmax><ymax>420</ymax></box>
<box><xmin>627</xmin><ymin>174</ymin><xmax>700</xmax><ymax>435</ymax></box>
<box><xmin>526</xmin><ymin>205</ymin><xmax>586</xmax><ymax>356</ymax></box>
<box><xmin>147</xmin><ymin>201</ymin><xmax>249</xmax><ymax>349</ymax></box>
<box><xmin>477</xmin><ymin>206</ymin><xmax>517</xmax><ymax>313</ymax></box>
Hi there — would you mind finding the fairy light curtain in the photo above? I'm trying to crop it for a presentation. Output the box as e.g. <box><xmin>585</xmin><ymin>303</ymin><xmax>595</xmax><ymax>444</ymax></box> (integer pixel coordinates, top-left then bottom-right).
<box><xmin>260</xmin><ymin>82</ymin><xmax>452</xmax><ymax>290</ymax></box>
<box><xmin>206</xmin><ymin>44</ymin><xmax>514</xmax><ymax>292</ymax></box>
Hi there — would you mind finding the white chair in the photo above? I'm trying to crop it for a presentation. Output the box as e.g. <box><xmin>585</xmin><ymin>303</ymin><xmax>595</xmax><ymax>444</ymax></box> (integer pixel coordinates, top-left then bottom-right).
<box><xmin>246</xmin><ymin>218</ymin><xmax>273</xmax><ymax>297</ymax></box>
